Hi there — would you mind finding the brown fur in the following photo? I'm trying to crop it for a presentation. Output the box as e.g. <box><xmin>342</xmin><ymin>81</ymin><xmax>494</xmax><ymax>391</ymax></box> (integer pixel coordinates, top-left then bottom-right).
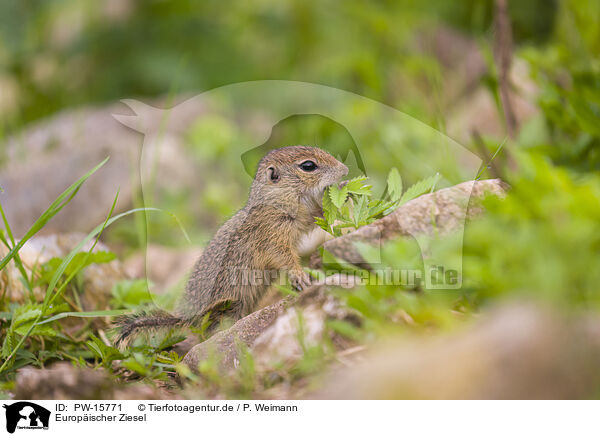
<box><xmin>115</xmin><ymin>146</ymin><xmax>348</xmax><ymax>345</ymax></box>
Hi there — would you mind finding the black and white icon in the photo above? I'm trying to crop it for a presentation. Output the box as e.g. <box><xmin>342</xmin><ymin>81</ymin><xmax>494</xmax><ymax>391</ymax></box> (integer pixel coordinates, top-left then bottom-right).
<box><xmin>2</xmin><ymin>402</ymin><xmax>51</xmax><ymax>433</ymax></box>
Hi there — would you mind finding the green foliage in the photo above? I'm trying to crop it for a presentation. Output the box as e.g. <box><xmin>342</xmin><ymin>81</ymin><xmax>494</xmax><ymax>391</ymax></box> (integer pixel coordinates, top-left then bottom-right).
<box><xmin>0</xmin><ymin>160</ymin><xmax>176</xmax><ymax>378</ymax></box>
<box><xmin>110</xmin><ymin>279</ymin><xmax>154</xmax><ymax>310</ymax></box>
<box><xmin>85</xmin><ymin>334</ymin><xmax>125</xmax><ymax>367</ymax></box>
<box><xmin>38</xmin><ymin>251</ymin><xmax>115</xmax><ymax>286</ymax></box>
<box><xmin>0</xmin><ymin>158</ymin><xmax>110</xmax><ymax>373</ymax></box>
<box><xmin>317</xmin><ymin>171</ymin><xmax>440</xmax><ymax>236</ymax></box>
<box><xmin>521</xmin><ymin>0</ymin><xmax>600</xmax><ymax>171</ymax></box>
<box><xmin>0</xmin><ymin>0</ymin><xmax>559</xmax><ymax>135</ymax></box>
<box><xmin>2</xmin><ymin>303</ymin><xmax>62</xmax><ymax>359</ymax></box>
<box><xmin>84</xmin><ymin>329</ymin><xmax>185</xmax><ymax>380</ymax></box>
<box><xmin>461</xmin><ymin>152</ymin><xmax>600</xmax><ymax>306</ymax></box>
<box><xmin>327</xmin><ymin>150</ymin><xmax>600</xmax><ymax>346</ymax></box>
<box><xmin>386</xmin><ymin>168</ymin><xmax>403</xmax><ymax>202</ymax></box>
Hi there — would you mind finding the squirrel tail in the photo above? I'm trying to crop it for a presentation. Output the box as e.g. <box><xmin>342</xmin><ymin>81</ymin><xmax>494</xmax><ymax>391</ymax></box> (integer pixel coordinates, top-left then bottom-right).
<box><xmin>113</xmin><ymin>309</ymin><xmax>184</xmax><ymax>347</ymax></box>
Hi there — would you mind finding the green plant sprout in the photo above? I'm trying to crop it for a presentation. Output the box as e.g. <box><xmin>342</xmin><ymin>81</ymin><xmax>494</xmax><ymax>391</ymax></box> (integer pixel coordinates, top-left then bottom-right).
<box><xmin>316</xmin><ymin>168</ymin><xmax>440</xmax><ymax>237</ymax></box>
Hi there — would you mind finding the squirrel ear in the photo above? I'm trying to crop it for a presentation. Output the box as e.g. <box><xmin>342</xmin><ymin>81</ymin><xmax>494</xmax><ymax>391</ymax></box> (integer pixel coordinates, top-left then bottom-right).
<box><xmin>267</xmin><ymin>166</ymin><xmax>280</xmax><ymax>183</ymax></box>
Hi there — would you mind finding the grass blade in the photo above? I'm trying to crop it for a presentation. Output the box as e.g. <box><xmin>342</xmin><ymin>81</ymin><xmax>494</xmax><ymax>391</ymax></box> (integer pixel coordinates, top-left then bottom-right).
<box><xmin>0</xmin><ymin>157</ymin><xmax>109</xmax><ymax>271</ymax></box>
<box><xmin>37</xmin><ymin>310</ymin><xmax>129</xmax><ymax>325</ymax></box>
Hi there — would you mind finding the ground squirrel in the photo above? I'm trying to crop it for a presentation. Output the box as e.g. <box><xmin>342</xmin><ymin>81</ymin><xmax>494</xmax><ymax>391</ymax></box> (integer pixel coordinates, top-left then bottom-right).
<box><xmin>115</xmin><ymin>146</ymin><xmax>348</xmax><ymax>345</ymax></box>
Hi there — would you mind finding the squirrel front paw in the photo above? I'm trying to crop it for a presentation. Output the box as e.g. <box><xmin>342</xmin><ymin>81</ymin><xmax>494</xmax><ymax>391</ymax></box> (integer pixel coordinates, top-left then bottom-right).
<box><xmin>289</xmin><ymin>269</ymin><xmax>312</xmax><ymax>292</ymax></box>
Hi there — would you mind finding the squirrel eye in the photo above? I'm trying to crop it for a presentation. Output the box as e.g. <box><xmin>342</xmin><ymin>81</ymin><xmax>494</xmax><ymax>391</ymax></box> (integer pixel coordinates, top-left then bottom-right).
<box><xmin>299</xmin><ymin>160</ymin><xmax>318</xmax><ymax>172</ymax></box>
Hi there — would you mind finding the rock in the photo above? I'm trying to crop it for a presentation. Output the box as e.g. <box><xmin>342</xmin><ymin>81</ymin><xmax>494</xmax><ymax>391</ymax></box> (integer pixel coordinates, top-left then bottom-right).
<box><xmin>0</xmin><ymin>105</ymin><xmax>139</xmax><ymax>236</ymax></box>
<box><xmin>251</xmin><ymin>304</ymin><xmax>327</xmax><ymax>368</ymax></box>
<box><xmin>252</xmin><ymin>274</ymin><xmax>359</xmax><ymax>369</ymax></box>
<box><xmin>124</xmin><ymin>244</ymin><xmax>202</xmax><ymax>295</ymax></box>
<box><xmin>310</xmin><ymin>178</ymin><xmax>507</xmax><ymax>269</ymax></box>
<box><xmin>13</xmin><ymin>362</ymin><xmax>175</xmax><ymax>400</ymax></box>
<box><xmin>316</xmin><ymin>302</ymin><xmax>600</xmax><ymax>399</ymax></box>
<box><xmin>182</xmin><ymin>274</ymin><xmax>359</xmax><ymax>373</ymax></box>
<box><xmin>182</xmin><ymin>298</ymin><xmax>289</xmax><ymax>372</ymax></box>
<box><xmin>0</xmin><ymin>233</ymin><xmax>128</xmax><ymax>310</ymax></box>
<box><xmin>0</xmin><ymin>98</ymin><xmax>205</xmax><ymax>236</ymax></box>
<box><xmin>172</xmin><ymin>335</ymin><xmax>203</xmax><ymax>357</ymax></box>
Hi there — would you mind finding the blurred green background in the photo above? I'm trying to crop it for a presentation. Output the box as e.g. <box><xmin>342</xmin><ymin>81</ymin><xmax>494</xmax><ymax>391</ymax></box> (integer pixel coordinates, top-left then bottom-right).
<box><xmin>1</xmin><ymin>0</ymin><xmax>598</xmax><ymax>251</ymax></box>
<box><xmin>0</xmin><ymin>0</ymin><xmax>560</xmax><ymax>130</ymax></box>
<box><xmin>1</xmin><ymin>0</ymin><xmax>600</xmax><ymax>395</ymax></box>
<box><xmin>2</xmin><ymin>0</ymin><xmax>598</xmax><ymax>167</ymax></box>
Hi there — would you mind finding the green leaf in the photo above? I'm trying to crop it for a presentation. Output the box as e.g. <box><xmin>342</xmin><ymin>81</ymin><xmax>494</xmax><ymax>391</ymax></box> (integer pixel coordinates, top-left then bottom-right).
<box><xmin>322</xmin><ymin>187</ymin><xmax>338</xmax><ymax>227</ymax></box>
<box><xmin>1</xmin><ymin>333</ymin><xmax>15</xmax><ymax>358</ymax></box>
<box><xmin>387</xmin><ymin>168</ymin><xmax>403</xmax><ymax>202</ymax></box>
<box><xmin>352</xmin><ymin>195</ymin><xmax>370</xmax><ymax>227</ymax></box>
<box><xmin>327</xmin><ymin>319</ymin><xmax>363</xmax><ymax>341</ymax></box>
<box><xmin>345</xmin><ymin>176</ymin><xmax>372</xmax><ymax>196</ymax></box>
<box><xmin>314</xmin><ymin>216</ymin><xmax>329</xmax><ymax>232</ymax></box>
<box><xmin>39</xmin><ymin>251</ymin><xmax>116</xmax><ymax>285</ymax></box>
<box><xmin>14</xmin><ymin>322</ymin><xmax>57</xmax><ymax>337</ymax></box>
<box><xmin>86</xmin><ymin>334</ymin><xmax>125</xmax><ymax>363</ymax></box>
<box><xmin>273</xmin><ymin>283</ymin><xmax>298</xmax><ymax>297</ymax></box>
<box><xmin>12</xmin><ymin>305</ymin><xmax>43</xmax><ymax>328</ymax></box>
<box><xmin>157</xmin><ymin>333</ymin><xmax>187</xmax><ymax>351</ymax></box>
<box><xmin>399</xmin><ymin>173</ymin><xmax>440</xmax><ymax>205</ymax></box>
<box><xmin>110</xmin><ymin>279</ymin><xmax>153</xmax><ymax>310</ymax></box>
<box><xmin>367</xmin><ymin>199</ymin><xmax>396</xmax><ymax>219</ymax></box>
<box><xmin>122</xmin><ymin>357</ymin><xmax>149</xmax><ymax>375</ymax></box>
<box><xmin>86</xmin><ymin>341</ymin><xmax>103</xmax><ymax>359</ymax></box>
<box><xmin>329</xmin><ymin>185</ymin><xmax>349</xmax><ymax>209</ymax></box>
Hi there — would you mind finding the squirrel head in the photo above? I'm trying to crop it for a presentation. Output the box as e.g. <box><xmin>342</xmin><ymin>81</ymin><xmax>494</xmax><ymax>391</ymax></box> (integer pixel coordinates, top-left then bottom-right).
<box><xmin>249</xmin><ymin>146</ymin><xmax>349</xmax><ymax>210</ymax></box>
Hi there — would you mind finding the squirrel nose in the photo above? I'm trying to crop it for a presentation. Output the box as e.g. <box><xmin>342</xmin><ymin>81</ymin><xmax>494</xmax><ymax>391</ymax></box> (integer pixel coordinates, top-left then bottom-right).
<box><xmin>341</xmin><ymin>164</ymin><xmax>349</xmax><ymax>176</ymax></box>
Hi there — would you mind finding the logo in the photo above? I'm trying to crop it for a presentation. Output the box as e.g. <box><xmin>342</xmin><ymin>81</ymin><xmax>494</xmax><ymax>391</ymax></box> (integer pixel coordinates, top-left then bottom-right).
<box><xmin>2</xmin><ymin>402</ymin><xmax>50</xmax><ymax>433</ymax></box>
<box><xmin>113</xmin><ymin>80</ymin><xmax>482</xmax><ymax>295</ymax></box>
